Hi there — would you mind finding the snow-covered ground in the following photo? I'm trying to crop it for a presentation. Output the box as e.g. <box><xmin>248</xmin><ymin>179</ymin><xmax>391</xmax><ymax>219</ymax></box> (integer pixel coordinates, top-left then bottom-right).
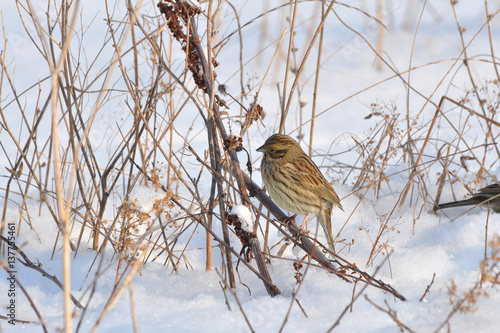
<box><xmin>1</xmin><ymin>1</ymin><xmax>500</xmax><ymax>332</ymax></box>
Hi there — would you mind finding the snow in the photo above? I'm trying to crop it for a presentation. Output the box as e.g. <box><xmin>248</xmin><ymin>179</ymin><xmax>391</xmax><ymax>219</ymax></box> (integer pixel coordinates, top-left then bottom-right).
<box><xmin>230</xmin><ymin>205</ymin><xmax>254</xmax><ymax>233</ymax></box>
<box><xmin>1</xmin><ymin>0</ymin><xmax>500</xmax><ymax>332</ymax></box>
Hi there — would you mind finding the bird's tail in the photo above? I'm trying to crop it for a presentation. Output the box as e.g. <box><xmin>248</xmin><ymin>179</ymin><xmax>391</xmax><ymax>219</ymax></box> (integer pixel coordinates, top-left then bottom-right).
<box><xmin>319</xmin><ymin>208</ymin><xmax>336</xmax><ymax>253</ymax></box>
<box><xmin>436</xmin><ymin>198</ymin><xmax>478</xmax><ymax>210</ymax></box>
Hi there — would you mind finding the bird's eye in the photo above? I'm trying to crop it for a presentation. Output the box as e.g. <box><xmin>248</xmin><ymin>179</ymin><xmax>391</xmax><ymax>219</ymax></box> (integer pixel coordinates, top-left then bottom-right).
<box><xmin>269</xmin><ymin>148</ymin><xmax>275</xmax><ymax>153</ymax></box>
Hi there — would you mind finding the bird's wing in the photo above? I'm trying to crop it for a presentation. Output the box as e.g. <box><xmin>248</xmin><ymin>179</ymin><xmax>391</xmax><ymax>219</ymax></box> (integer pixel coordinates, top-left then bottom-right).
<box><xmin>284</xmin><ymin>156</ymin><xmax>343</xmax><ymax>209</ymax></box>
<box><xmin>477</xmin><ymin>183</ymin><xmax>500</xmax><ymax>196</ymax></box>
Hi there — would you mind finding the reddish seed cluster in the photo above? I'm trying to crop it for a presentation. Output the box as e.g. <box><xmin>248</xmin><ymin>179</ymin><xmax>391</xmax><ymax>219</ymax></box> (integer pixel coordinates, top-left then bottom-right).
<box><xmin>157</xmin><ymin>0</ymin><xmax>220</xmax><ymax>97</ymax></box>
<box><xmin>248</xmin><ymin>102</ymin><xmax>263</xmax><ymax>122</ymax></box>
<box><xmin>241</xmin><ymin>102</ymin><xmax>264</xmax><ymax>131</ymax></box>
<box><xmin>293</xmin><ymin>261</ymin><xmax>303</xmax><ymax>283</ymax></box>
<box><xmin>223</xmin><ymin>135</ymin><xmax>243</xmax><ymax>152</ymax></box>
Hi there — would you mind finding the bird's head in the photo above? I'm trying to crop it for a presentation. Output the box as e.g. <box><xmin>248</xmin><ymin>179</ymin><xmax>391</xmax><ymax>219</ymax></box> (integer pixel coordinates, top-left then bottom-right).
<box><xmin>256</xmin><ymin>134</ymin><xmax>302</xmax><ymax>161</ymax></box>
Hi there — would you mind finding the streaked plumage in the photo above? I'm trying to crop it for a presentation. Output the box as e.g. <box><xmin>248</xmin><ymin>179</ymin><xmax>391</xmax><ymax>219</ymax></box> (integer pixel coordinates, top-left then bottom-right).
<box><xmin>257</xmin><ymin>134</ymin><xmax>343</xmax><ymax>252</ymax></box>
<box><xmin>436</xmin><ymin>183</ymin><xmax>500</xmax><ymax>213</ymax></box>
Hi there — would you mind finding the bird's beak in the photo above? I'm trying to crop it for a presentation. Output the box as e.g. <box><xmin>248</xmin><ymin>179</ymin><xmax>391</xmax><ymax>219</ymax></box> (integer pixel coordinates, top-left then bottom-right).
<box><xmin>256</xmin><ymin>145</ymin><xmax>266</xmax><ymax>153</ymax></box>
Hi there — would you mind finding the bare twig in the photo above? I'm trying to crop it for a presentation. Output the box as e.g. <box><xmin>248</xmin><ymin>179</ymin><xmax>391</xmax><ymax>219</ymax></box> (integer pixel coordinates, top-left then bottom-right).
<box><xmin>420</xmin><ymin>273</ymin><xmax>436</xmax><ymax>302</ymax></box>
<box><xmin>365</xmin><ymin>295</ymin><xmax>415</xmax><ymax>333</ymax></box>
<box><xmin>0</xmin><ymin>235</ymin><xmax>84</xmax><ymax>309</ymax></box>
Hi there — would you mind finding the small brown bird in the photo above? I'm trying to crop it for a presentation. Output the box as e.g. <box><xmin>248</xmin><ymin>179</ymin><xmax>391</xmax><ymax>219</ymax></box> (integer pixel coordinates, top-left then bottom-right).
<box><xmin>436</xmin><ymin>183</ymin><xmax>500</xmax><ymax>213</ymax></box>
<box><xmin>257</xmin><ymin>134</ymin><xmax>343</xmax><ymax>252</ymax></box>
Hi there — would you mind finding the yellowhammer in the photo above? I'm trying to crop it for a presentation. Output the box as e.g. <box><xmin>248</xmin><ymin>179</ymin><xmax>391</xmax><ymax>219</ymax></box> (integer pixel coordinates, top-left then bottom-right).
<box><xmin>257</xmin><ymin>134</ymin><xmax>343</xmax><ymax>252</ymax></box>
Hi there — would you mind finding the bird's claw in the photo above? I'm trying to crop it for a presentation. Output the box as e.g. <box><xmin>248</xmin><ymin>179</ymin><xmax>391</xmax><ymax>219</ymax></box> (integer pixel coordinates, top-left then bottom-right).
<box><xmin>281</xmin><ymin>214</ymin><xmax>297</xmax><ymax>225</ymax></box>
